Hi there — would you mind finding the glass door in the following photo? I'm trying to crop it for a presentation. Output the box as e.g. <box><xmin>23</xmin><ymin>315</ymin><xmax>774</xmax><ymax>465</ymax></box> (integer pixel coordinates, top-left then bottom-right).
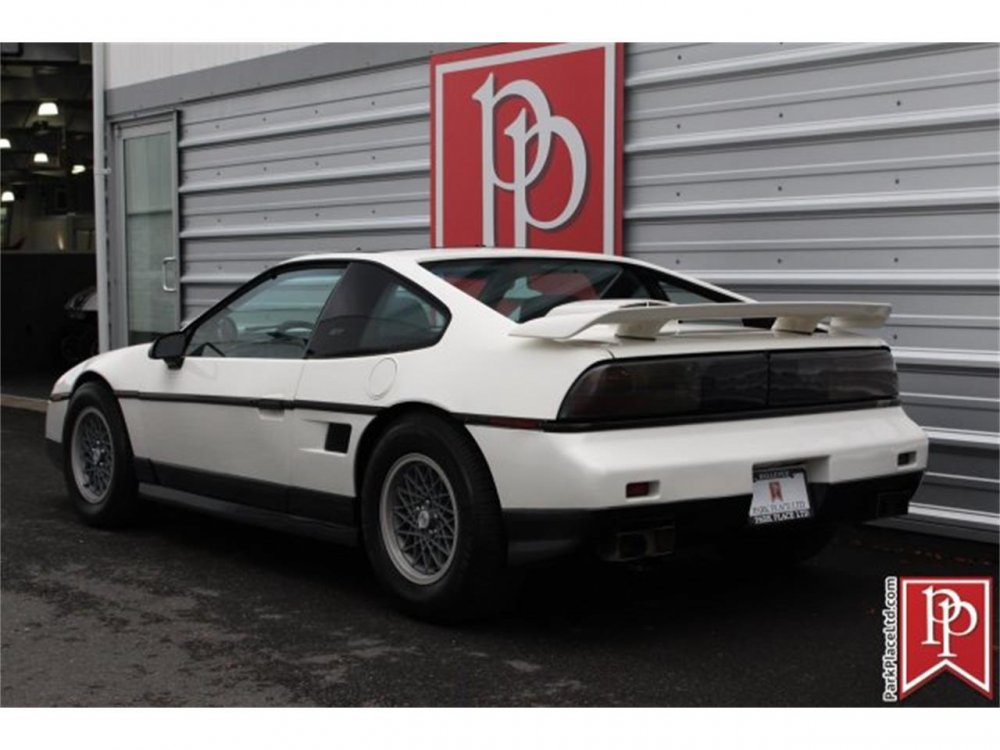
<box><xmin>113</xmin><ymin>117</ymin><xmax>179</xmax><ymax>346</ymax></box>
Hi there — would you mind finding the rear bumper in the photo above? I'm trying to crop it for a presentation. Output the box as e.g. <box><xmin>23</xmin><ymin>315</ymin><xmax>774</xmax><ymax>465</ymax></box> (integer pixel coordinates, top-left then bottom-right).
<box><xmin>470</xmin><ymin>405</ymin><xmax>928</xmax><ymax>512</ymax></box>
<box><xmin>504</xmin><ymin>471</ymin><xmax>923</xmax><ymax>564</ymax></box>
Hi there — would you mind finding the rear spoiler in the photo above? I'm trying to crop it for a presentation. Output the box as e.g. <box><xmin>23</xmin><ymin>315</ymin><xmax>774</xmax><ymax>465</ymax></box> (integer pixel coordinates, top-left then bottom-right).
<box><xmin>509</xmin><ymin>300</ymin><xmax>891</xmax><ymax>341</ymax></box>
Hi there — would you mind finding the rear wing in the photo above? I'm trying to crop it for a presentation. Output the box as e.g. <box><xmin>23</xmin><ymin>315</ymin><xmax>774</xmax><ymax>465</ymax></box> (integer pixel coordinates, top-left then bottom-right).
<box><xmin>509</xmin><ymin>300</ymin><xmax>891</xmax><ymax>341</ymax></box>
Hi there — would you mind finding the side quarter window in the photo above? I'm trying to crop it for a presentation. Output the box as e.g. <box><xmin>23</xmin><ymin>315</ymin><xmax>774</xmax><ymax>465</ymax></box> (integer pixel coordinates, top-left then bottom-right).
<box><xmin>186</xmin><ymin>267</ymin><xmax>344</xmax><ymax>359</ymax></box>
<box><xmin>307</xmin><ymin>262</ymin><xmax>449</xmax><ymax>358</ymax></box>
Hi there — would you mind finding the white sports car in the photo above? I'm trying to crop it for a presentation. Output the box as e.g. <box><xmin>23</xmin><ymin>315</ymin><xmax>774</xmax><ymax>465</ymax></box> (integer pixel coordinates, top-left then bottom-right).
<box><xmin>46</xmin><ymin>249</ymin><xmax>928</xmax><ymax>619</ymax></box>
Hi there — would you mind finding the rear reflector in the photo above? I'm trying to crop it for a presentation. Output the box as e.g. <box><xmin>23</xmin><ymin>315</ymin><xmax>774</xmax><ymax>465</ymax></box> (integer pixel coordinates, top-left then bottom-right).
<box><xmin>626</xmin><ymin>481</ymin><xmax>656</xmax><ymax>498</ymax></box>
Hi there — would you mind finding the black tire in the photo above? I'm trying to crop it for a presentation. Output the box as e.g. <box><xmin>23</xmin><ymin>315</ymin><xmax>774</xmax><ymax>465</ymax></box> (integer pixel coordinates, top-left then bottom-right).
<box><xmin>719</xmin><ymin>522</ymin><xmax>834</xmax><ymax>567</ymax></box>
<box><xmin>360</xmin><ymin>413</ymin><xmax>514</xmax><ymax>622</ymax></box>
<box><xmin>63</xmin><ymin>382</ymin><xmax>139</xmax><ymax>527</ymax></box>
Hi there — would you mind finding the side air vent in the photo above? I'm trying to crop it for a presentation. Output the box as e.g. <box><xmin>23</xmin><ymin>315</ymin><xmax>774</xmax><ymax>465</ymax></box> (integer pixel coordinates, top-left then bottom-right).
<box><xmin>324</xmin><ymin>423</ymin><xmax>352</xmax><ymax>453</ymax></box>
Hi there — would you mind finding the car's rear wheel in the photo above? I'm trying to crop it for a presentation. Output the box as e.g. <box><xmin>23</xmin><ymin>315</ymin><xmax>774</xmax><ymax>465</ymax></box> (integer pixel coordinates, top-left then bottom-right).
<box><xmin>360</xmin><ymin>413</ymin><xmax>513</xmax><ymax>621</ymax></box>
<box><xmin>64</xmin><ymin>382</ymin><xmax>138</xmax><ymax>527</ymax></box>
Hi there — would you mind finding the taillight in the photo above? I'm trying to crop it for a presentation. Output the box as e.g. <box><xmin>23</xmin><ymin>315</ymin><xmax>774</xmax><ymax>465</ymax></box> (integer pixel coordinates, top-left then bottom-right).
<box><xmin>558</xmin><ymin>348</ymin><xmax>897</xmax><ymax>423</ymax></box>
<box><xmin>769</xmin><ymin>348</ymin><xmax>898</xmax><ymax>406</ymax></box>
<box><xmin>558</xmin><ymin>354</ymin><xmax>767</xmax><ymax>421</ymax></box>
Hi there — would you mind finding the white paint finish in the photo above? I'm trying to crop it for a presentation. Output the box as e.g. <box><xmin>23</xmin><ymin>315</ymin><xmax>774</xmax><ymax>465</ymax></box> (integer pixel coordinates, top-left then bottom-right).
<box><xmin>117</xmin><ymin>399</ymin><xmax>147</xmax><ymax>462</ymax></box>
<box><xmin>470</xmin><ymin>407</ymin><xmax>928</xmax><ymax>511</ymax></box>
<box><xmin>288</xmin><ymin>251</ymin><xmax>612</xmax><ymax>419</ymax></box>
<box><xmin>366</xmin><ymin>358</ymin><xmax>397</xmax><ymax>400</ymax></box>
<box><xmin>104</xmin><ymin>43</ymin><xmax>314</xmax><ymax>90</ymax></box>
<box><xmin>45</xmin><ymin>401</ymin><xmax>67</xmax><ymax>442</ymax></box>
<box><xmin>47</xmin><ymin>346</ymin><xmax>151</xmax><ymax>454</ymax></box>
<box><xmin>509</xmin><ymin>300</ymin><xmax>891</xmax><ymax>340</ymax></box>
<box><xmin>290</xmin><ymin>411</ymin><xmax>374</xmax><ymax>498</ymax></box>
<box><xmin>48</xmin><ymin>250</ymin><xmax>927</xmax><ymax>519</ymax></box>
<box><xmin>140</xmin><ymin>357</ymin><xmax>303</xmax><ymax>484</ymax></box>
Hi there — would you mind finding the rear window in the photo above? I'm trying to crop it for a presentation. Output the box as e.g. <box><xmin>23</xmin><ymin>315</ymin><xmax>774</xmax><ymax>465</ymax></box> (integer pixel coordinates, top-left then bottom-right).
<box><xmin>423</xmin><ymin>257</ymin><xmax>732</xmax><ymax>322</ymax></box>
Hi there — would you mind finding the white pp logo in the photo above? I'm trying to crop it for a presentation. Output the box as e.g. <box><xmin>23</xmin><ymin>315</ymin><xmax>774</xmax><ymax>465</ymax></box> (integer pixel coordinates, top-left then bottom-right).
<box><xmin>921</xmin><ymin>585</ymin><xmax>979</xmax><ymax>658</ymax></box>
<box><xmin>472</xmin><ymin>73</ymin><xmax>587</xmax><ymax>248</ymax></box>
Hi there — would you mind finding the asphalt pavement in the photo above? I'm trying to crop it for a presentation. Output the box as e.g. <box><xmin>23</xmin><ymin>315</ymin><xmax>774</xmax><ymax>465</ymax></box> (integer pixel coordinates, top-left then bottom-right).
<box><xmin>2</xmin><ymin>406</ymin><xmax>996</xmax><ymax>706</ymax></box>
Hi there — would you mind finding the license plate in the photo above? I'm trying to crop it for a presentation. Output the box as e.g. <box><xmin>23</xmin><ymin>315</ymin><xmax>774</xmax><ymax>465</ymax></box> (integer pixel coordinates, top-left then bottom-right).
<box><xmin>749</xmin><ymin>467</ymin><xmax>812</xmax><ymax>526</ymax></box>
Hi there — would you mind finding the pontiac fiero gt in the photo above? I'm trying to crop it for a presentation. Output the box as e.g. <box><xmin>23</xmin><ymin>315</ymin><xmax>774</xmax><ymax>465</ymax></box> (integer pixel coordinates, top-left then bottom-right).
<box><xmin>47</xmin><ymin>250</ymin><xmax>928</xmax><ymax>618</ymax></box>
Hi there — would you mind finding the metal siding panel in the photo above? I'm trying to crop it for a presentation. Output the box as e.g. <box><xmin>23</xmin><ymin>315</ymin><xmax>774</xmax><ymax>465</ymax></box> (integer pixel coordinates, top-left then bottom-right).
<box><xmin>105</xmin><ymin>43</ymin><xmax>314</xmax><ymax>89</ymax></box>
<box><xmin>176</xmin><ymin>57</ymin><xmax>435</xmax><ymax>316</ymax></box>
<box><xmin>162</xmin><ymin>42</ymin><xmax>997</xmax><ymax>535</ymax></box>
<box><xmin>178</xmin><ymin>64</ymin><xmax>427</xmax><ymax>132</ymax></box>
<box><xmin>623</xmin><ymin>42</ymin><xmax>999</xmax><ymax>534</ymax></box>
<box><xmin>918</xmin><ymin>473</ymin><xmax>998</xmax><ymax>516</ymax></box>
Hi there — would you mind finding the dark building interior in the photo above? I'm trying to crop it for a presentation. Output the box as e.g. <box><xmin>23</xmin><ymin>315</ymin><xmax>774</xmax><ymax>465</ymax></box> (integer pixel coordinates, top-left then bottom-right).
<box><xmin>1</xmin><ymin>42</ymin><xmax>97</xmax><ymax>396</ymax></box>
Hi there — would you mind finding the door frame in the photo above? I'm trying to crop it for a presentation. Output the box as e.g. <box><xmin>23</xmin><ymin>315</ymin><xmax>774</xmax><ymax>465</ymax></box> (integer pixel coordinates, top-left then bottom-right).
<box><xmin>109</xmin><ymin>112</ymin><xmax>181</xmax><ymax>349</ymax></box>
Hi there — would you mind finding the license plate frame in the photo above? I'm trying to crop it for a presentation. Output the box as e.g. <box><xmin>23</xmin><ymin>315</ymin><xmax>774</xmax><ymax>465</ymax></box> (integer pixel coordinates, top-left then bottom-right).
<box><xmin>749</xmin><ymin>467</ymin><xmax>813</xmax><ymax>526</ymax></box>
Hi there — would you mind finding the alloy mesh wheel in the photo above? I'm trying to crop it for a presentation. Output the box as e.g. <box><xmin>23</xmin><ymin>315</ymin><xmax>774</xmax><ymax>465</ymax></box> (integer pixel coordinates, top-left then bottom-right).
<box><xmin>379</xmin><ymin>453</ymin><xmax>460</xmax><ymax>585</ymax></box>
<box><xmin>70</xmin><ymin>406</ymin><xmax>115</xmax><ymax>504</ymax></box>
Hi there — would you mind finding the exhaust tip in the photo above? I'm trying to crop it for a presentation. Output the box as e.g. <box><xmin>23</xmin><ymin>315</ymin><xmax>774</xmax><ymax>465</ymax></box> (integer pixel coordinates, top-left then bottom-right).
<box><xmin>600</xmin><ymin>525</ymin><xmax>676</xmax><ymax>562</ymax></box>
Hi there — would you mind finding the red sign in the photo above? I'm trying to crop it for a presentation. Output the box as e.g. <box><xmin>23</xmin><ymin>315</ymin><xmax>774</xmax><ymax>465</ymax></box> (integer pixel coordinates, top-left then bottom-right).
<box><xmin>431</xmin><ymin>43</ymin><xmax>623</xmax><ymax>254</ymax></box>
<box><xmin>899</xmin><ymin>577</ymin><xmax>993</xmax><ymax>699</ymax></box>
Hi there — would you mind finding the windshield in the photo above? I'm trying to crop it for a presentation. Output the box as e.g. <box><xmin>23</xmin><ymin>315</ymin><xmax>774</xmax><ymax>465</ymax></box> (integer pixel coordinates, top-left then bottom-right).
<box><xmin>422</xmin><ymin>257</ymin><xmax>734</xmax><ymax>322</ymax></box>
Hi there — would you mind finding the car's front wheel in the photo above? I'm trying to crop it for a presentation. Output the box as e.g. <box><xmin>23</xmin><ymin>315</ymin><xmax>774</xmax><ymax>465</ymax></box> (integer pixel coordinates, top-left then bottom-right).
<box><xmin>63</xmin><ymin>382</ymin><xmax>138</xmax><ymax>527</ymax></box>
<box><xmin>360</xmin><ymin>414</ymin><xmax>513</xmax><ymax>621</ymax></box>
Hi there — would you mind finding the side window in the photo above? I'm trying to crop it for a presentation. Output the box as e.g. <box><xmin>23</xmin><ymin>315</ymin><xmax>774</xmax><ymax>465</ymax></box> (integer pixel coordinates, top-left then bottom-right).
<box><xmin>308</xmin><ymin>262</ymin><xmax>449</xmax><ymax>358</ymax></box>
<box><xmin>648</xmin><ymin>274</ymin><xmax>748</xmax><ymax>326</ymax></box>
<box><xmin>186</xmin><ymin>267</ymin><xmax>344</xmax><ymax>359</ymax></box>
<box><xmin>655</xmin><ymin>280</ymin><xmax>716</xmax><ymax>305</ymax></box>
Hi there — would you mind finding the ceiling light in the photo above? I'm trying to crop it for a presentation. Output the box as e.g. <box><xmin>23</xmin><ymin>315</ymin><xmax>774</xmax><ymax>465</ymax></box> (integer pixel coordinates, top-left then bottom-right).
<box><xmin>0</xmin><ymin>138</ymin><xmax>10</xmax><ymax>149</ymax></box>
<box><xmin>1</xmin><ymin>191</ymin><xmax>14</xmax><ymax>203</ymax></box>
<box><xmin>37</xmin><ymin>101</ymin><xmax>59</xmax><ymax>116</ymax></box>
<box><xmin>72</xmin><ymin>164</ymin><xmax>86</xmax><ymax>175</ymax></box>
<box><xmin>33</xmin><ymin>152</ymin><xmax>50</xmax><ymax>164</ymax></box>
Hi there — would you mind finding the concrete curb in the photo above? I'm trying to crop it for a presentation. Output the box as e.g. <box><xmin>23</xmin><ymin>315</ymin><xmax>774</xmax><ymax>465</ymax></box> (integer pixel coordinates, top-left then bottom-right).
<box><xmin>0</xmin><ymin>395</ymin><xmax>48</xmax><ymax>414</ymax></box>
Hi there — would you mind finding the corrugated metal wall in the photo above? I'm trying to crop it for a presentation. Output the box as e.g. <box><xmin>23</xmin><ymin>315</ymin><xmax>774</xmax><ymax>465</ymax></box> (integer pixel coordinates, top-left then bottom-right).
<box><xmin>622</xmin><ymin>43</ymin><xmax>999</xmax><ymax>534</ymax></box>
<box><xmin>177</xmin><ymin>59</ymin><xmax>433</xmax><ymax>317</ymax></box>
<box><xmin>165</xmin><ymin>42</ymin><xmax>999</xmax><ymax>533</ymax></box>
<box><xmin>105</xmin><ymin>43</ymin><xmax>313</xmax><ymax>89</ymax></box>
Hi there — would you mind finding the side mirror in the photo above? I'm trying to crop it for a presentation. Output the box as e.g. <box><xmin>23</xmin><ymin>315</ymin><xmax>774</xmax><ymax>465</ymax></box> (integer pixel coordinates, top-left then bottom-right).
<box><xmin>149</xmin><ymin>331</ymin><xmax>187</xmax><ymax>369</ymax></box>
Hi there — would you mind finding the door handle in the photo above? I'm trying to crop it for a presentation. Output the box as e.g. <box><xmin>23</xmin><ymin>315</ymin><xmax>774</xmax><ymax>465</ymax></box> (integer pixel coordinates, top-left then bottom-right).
<box><xmin>255</xmin><ymin>398</ymin><xmax>287</xmax><ymax>412</ymax></box>
<box><xmin>161</xmin><ymin>256</ymin><xmax>178</xmax><ymax>292</ymax></box>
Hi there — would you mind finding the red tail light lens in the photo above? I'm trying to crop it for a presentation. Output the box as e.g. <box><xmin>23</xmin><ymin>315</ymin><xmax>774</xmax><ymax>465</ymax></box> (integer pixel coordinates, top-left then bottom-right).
<box><xmin>558</xmin><ymin>354</ymin><xmax>768</xmax><ymax>421</ymax></box>
<box><xmin>558</xmin><ymin>348</ymin><xmax>898</xmax><ymax>424</ymax></box>
<box><xmin>769</xmin><ymin>348</ymin><xmax>898</xmax><ymax>406</ymax></box>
